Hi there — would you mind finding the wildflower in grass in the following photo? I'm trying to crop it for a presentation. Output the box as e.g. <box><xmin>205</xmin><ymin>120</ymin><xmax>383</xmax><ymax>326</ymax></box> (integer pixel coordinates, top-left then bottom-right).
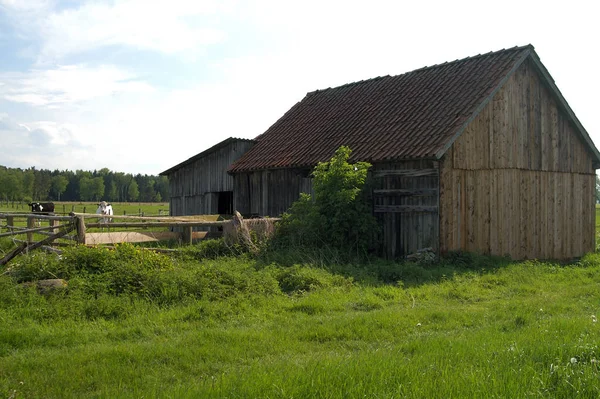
<box><xmin>592</xmin><ymin>315</ymin><xmax>597</xmax><ymax>323</ymax></box>
<box><xmin>570</xmin><ymin>357</ymin><xmax>578</xmax><ymax>364</ymax></box>
<box><xmin>416</xmin><ymin>323</ymin><xmax>422</xmax><ymax>327</ymax></box>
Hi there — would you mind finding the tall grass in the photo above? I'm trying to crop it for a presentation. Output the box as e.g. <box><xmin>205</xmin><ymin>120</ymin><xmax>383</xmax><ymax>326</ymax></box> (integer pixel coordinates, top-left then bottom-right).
<box><xmin>2</xmin><ymin>242</ymin><xmax>600</xmax><ymax>398</ymax></box>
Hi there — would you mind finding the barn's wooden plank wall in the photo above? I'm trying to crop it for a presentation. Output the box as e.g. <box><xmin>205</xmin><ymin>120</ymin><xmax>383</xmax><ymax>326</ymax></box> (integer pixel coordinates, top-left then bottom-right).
<box><xmin>372</xmin><ymin>160</ymin><xmax>439</xmax><ymax>258</ymax></box>
<box><xmin>168</xmin><ymin>141</ymin><xmax>255</xmax><ymax>216</ymax></box>
<box><xmin>441</xmin><ymin>59</ymin><xmax>596</xmax><ymax>259</ymax></box>
<box><xmin>233</xmin><ymin>169</ymin><xmax>313</xmax><ymax>216</ymax></box>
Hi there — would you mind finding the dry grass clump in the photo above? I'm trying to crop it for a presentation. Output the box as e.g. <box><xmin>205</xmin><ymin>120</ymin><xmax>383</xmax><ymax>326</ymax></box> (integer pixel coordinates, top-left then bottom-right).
<box><xmin>223</xmin><ymin>211</ymin><xmax>276</xmax><ymax>253</ymax></box>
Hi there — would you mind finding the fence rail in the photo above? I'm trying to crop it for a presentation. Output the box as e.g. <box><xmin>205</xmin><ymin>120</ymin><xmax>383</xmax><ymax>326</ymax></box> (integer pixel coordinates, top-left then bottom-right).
<box><xmin>0</xmin><ymin>212</ymin><xmax>279</xmax><ymax>266</ymax></box>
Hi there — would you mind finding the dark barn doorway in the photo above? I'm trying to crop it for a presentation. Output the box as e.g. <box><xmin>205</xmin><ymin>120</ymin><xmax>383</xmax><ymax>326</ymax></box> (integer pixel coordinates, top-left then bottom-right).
<box><xmin>217</xmin><ymin>191</ymin><xmax>233</xmax><ymax>215</ymax></box>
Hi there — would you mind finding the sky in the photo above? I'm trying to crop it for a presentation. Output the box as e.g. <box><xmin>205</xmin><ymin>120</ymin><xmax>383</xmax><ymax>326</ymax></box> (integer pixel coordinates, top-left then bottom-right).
<box><xmin>0</xmin><ymin>0</ymin><xmax>598</xmax><ymax>175</ymax></box>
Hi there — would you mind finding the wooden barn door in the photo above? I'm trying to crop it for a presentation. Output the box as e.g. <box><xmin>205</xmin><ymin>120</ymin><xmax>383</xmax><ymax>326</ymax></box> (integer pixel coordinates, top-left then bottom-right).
<box><xmin>373</xmin><ymin>165</ymin><xmax>439</xmax><ymax>259</ymax></box>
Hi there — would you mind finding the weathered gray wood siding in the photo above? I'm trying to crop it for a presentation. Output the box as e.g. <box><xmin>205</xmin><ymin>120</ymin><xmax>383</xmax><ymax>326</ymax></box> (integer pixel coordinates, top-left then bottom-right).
<box><xmin>168</xmin><ymin>141</ymin><xmax>255</xmax><ymax>216</ymax></box>
<box><xmin>233</xmin><ymin>169</ymin><xmax>313</xmax><ymax>216</ymax></box>
<box><xmin>372</xmin><ymin>160</ymin><xmax>439</xmax><ymax>258</ymax></box>
<box><xmin>440</xmin><ymin>59</ymin><xmax>596</xmax><ymax>259</ymax></box>
<box><xmin>234</xmin><ymin>161</ymin><xmax>440</xmax><ymax>259</ymax></box>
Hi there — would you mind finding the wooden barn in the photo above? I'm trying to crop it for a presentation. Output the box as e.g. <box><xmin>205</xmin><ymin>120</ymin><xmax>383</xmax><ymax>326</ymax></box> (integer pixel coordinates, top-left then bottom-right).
<box><xmin>160</xmin><ymin>138</ymin><xmax>255</xmax><ymax>216</ymax></box>
<box><xmin>228</xmin><ymin>45</ymin><xmax>600</xmax><ymax>260</ymax></box>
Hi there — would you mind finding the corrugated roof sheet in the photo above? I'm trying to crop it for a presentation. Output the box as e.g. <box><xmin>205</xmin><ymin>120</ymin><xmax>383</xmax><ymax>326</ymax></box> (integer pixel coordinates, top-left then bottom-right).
<box><xmin>228</xmin><ymin>45</ymin><xmax>532</xmax><ymax>172</ymax></box>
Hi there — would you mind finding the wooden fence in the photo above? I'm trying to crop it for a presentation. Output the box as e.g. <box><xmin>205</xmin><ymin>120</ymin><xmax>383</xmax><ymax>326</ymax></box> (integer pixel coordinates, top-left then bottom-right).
<box><xmin>0</xmin><ymin>212</ymin><xmax>227</xmax><ymax>244</ymax></box>
<box><xmin>1</xmin><ymin>212</ymin><xmax>279</xmax><ymax>267</ymax></box>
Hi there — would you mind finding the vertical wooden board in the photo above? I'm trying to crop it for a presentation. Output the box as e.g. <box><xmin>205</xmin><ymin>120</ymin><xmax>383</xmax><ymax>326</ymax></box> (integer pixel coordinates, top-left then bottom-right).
<box><xmin>481</xmin><ymin>105</ymin><xmax>491</xmax><ymax>169</ymax></box>
<box><xmin>488</xmin><ymin>102</ymin><xmax>494</xmax><ymax>169</ymax></box>
<box><xmin>519</xmin><ymin>170</ymin><xmax>528</xmax><ymax>258</ymax></box>
<box><xmin>452</xmin><ymin>171</ymin><xmax>459</xmax><ymax>251</ymax></box>
<box><xmin>466</xmin><ymin>171</ymin><xmax>475</xmax><ymax>251</ymax></box>
<box><xmin>496</xmin><ymin>170</ymin><xmax>505</xmax><ymax>256</ymax></box>
<box><xmin>497</xmin><ymin>170</ymin><xmax>506</xmax><ymax>256</ymax></box>
<box><xmin>537</xmin><ymin>172</ymin><xmax>546</xmax><ymax>258</ymax></box>
<box><xmin>581</xmin><ymin>174</ymin><xmax>590</xmax><ymax>253</ymax></box>
<box><xmin>515</xmin><ymin>69</ymin><xmax>524</xmax><ymax>169</ymax></box>
<box><xmin>492</xmin><ymin>92</ymin><xmax>504</xmax><ymax>169</ymax></box>
<box><xmin>540</xmin><ymin>92</ymin><xmax>549</xmax><ymax>171</ymax></box>
<box><xmin>575</xmin><ymin>174</ymin><xmax>584</xmax><ymax>256</ymax></box>
<box><xmin>533</xmin><ymin>172</ymin><xmax>541</xmax><ymax>258</ymax></box>
<box><xmin>461</xmin><ymin>171</ymin><xmax>468</xmax><ymax>250</ymax></box>
<box><xmin>489</xmin><ymin>169</ymin><xmax>498</xmax><ymax>255</ymax></box>
<box><xmin>528</xmin><ymin>171</ymin><xmax>537</xmax><ymax>259</ymax></box>
<box><xmin>590</xmin><ymin>175</ymin><xmax>596</xmax><ymax>253</ymax></box>
<box><xmin>438</xmin><ymin>155</ymin><xmax>452</xmax><ymax>253</ymax></box>
<box><xmin>548</xmin><ymin>173</ymin><xmax>556</xmax><ymax>259</ymax></box>
<box><xmin>561</xmin><ymin>172</ymin><xmax>569</xmax><ymax>259</ymax></box>
<box><xmin>511</xmin><ymin>169</ymin><xmax>520</xmax><ymax>259</ymax></box>
<box><xmin>482</xmin><ymin>170</ymin><xmax>491</xmax><ymax>254</ymax></box>
<box><xmin>552</xmin><ymin>173</ymin><xmax>562</xmax><ymax>259</ymax></box>
<box><xmin>574</xmin><ymin>173</ymin><xmax>581</xmax><ymax>257</ymax></box>
<box><xmin>473</xmin><ymin>171</ymin><xmax>482</xmax><ymax>252</ymax></box>
<box><xmin>551</xmin><ymin>102</ymin><xmax>560</xmax><ymax>172</ymax></box>
<box><xmin>507</xmin><ymin>170</ymin><xmax>516</xmax><ymax>257</ymax></box>
<box><xmin>562</xmin><ymin>173</ymin><xmax>572</xmax><ymax>258</ymax></box>
<box><xmin>506</xmin><ymin>82</ymin><xmax>515</xmax><ymax>168</ymax></box>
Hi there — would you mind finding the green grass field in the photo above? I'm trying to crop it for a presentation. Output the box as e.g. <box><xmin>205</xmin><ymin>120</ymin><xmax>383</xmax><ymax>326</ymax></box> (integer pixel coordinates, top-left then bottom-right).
<box><xmin>0</xmin><ymin>210</ymin><xmax>599</xmax><ymax>397</ymax></box>
<box><xmin>0</xmin><ymin>201</ymin><xmax>169</xmax><ymax>216</ymax></box>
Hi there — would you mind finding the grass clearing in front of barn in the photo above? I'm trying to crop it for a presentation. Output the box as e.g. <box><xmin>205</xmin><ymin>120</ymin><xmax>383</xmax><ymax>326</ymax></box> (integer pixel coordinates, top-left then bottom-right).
<box><xmin>1</xmin><ymin>245</ymin><xmax>600</xmax><ymax>398</ymax></box>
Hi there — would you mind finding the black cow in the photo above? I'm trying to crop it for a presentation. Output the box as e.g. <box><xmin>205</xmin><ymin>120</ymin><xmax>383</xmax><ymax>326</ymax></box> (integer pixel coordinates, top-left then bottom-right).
<box><xmin>28</xmin><ymin>202</ymin><xmax>55</xmax><ymax>215</ymax></box>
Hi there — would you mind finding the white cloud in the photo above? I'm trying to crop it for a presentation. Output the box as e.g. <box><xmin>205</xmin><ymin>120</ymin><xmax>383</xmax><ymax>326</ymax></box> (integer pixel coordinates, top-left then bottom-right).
<box><xmin>2</xmin><ymin>0</ymin><xmax>230</xmax><ymax>62</ymax></box>
<box><xmin>0</xmin><ymin>65</ymin><xmax>154</xmax><ymax>107</ymax></box>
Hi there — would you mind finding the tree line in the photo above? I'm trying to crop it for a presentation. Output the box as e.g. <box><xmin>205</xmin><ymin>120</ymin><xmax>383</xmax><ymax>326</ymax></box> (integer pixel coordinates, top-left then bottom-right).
<box><xmin>0</xmin><ymin>166</ymin><xmax>169</xmax><ymax>203</ymax></box>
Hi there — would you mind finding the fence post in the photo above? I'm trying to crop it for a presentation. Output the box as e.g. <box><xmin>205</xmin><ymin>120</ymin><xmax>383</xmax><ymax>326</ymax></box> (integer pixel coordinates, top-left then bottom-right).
<box><xmin>83</xmin><ymin>206</ymin><xmax>87</xmax><ymax>214</ymax></box>
<box><xmin>27</xmin><ymin>216</ymin><xmax>35</xmax><ymax>244</ymax></box>
<box><xmin>75</xmin><ymin>216</ymin><xmax>86</xmax><ymax>244</ymax></box>
<box><xmin>6</xmin><ymin>216</ymin><xmax>14</xmax><ymax>233</ymax></box>
<box><xmin>63</xmin><ymin>204</ymin><xmax>66</xmax><ymax>214</ymax></box>
<box><xmin>50</xmin><ymin>218</ymin><xmax>59</xmax><ymax>234</ymax></box>
<box><xmin>183</xmin><ymin>226</ymin><xmax>193</xmax><ymax>245</ymax></box>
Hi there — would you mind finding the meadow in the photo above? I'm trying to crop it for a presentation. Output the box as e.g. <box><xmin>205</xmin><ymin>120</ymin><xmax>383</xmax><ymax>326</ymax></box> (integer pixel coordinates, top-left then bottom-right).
<box><xmin>0</xmin><ymin>209</ymin><xmax>599</xmax><ymax>397</ymax></box>
<box><xmin>0</xmin><ymin>201</ymin><xmax>169</xmax><ymax>217</ymax></box>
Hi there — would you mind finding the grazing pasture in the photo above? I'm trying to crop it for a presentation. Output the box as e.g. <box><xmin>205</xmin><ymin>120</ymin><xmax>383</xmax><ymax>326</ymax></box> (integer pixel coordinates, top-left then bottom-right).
<box><xmin>0</xmin><ymin>201</ymin><xmax>169</xmax><ymax>217</ymax></box>
<box><xmin>0</xmin><ymin>209</ymin><xmax>598</xmax><ymax>397</ymax></box>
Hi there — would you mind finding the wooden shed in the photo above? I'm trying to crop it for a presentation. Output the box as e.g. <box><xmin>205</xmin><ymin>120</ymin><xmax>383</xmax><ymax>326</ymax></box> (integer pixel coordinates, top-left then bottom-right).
<box><xmin>160</xmin><ymin>138</ymin><xmax>255</xmax><ymax>216</ymax></box>
<box><xmin>228</xmin><ymin>45</ymin><xmax>600</xmax><ymax>260</ymax></box>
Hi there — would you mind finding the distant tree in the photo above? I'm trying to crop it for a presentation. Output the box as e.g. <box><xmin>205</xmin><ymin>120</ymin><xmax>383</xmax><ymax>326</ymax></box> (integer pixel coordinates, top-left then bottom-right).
<box><xmin>0</xmin><ymin>164</ymin><xmax>168</xmax><ymax>203</ymax></box>
<box><xmin>155</xmin><ymin>176</ymin><xmax>169</xmax><ymax>201</ymax></box>
<box><xmin>78</xmin><ymin>177</ymin><xmax>93</xmax><ymax>201</ymax></box>
<box><xmin>51</xmin><ymin>175</ymin><xmax>69</xmax><ymax>201</ymax></box>
<box><xmin>22</xmin><ymin>169</ymin><xmax>35</xmax><ymax>199</ymax></box>
<box><xmin>0</xmin><ymin>168</ymin><xmax>20</xmax><ymax>200</ymax></box>
<box><xmin>128</xmin><ymin>179</ymin><xmax>139</xmax><ymax>202</ymax></box>
<box><xmin>92</xmin><ymin>177</ymin><xmax>105</xmax><ymax>201</ymax></box>
<box><xmin>107</xmin><ymin>181</ymin><xmax>117</xmax><ymax>202</ymax></box>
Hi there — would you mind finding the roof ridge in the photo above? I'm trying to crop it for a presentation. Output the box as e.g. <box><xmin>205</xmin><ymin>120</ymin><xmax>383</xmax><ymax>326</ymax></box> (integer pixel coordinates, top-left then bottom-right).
<box><xmin>306</xmin><ymin>44</ymin><xmax>533</xmax><ymax>96</ymax></box>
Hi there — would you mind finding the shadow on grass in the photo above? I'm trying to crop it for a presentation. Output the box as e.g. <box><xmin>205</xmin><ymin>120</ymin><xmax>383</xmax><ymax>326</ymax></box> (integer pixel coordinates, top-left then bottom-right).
<box><xmin>256</xmin><ymin>245</ymin><xmax>521</xmax><ymax>288</ymax></box>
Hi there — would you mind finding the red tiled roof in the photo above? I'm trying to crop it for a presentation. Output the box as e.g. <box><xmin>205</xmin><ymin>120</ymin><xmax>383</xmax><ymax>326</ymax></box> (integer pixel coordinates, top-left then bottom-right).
<box><xmin>229</xmin><ymin>45</ymin><xmax>534</xmax><ymax>173</ymax></box>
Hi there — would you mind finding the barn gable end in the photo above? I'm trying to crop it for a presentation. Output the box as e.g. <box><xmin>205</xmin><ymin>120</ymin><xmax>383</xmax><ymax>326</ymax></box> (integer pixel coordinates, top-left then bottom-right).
<box><xmin>160</xmin><ymin>138</ymin><xmax>255</xmax><ymax>216</ymax></box>
<box><xmin>440</xmin><ymin>58</ymin><xmax>596</xmax><ymax>259</ymax></box>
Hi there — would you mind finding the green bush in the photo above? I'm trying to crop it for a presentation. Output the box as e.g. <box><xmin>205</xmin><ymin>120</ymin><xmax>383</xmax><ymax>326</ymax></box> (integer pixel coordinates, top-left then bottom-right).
<box><xmin>178</xmin><ymin>238</ymin><xmax>242</xmax><ymax>261</ymax></box>
<box><xmin>273</xmin><ymin>146</ymin><xmax>380</xmax><ymax>255</ymax></box>
<box><xmin>271</xmin><ymin>264</ymin><xmax>353</xmax><ymax>294</ymax></box>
